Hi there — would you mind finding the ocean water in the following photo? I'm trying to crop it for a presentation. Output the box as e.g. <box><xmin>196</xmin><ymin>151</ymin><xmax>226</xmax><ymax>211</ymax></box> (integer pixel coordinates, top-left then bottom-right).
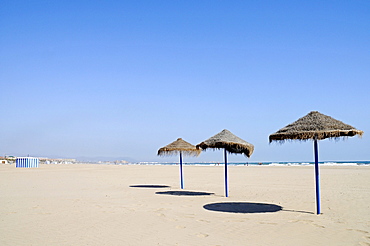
<box><xmin>119</xmin><ymin>161</ymin><xmax>370</xmax><ymax>166</ymax></box>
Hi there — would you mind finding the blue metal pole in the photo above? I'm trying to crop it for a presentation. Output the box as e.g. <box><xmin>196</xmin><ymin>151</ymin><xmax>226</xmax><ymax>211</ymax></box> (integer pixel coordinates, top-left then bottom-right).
<box><xmin>179</xmin><ymin>151</ymin><xmax>184</xmax><ymax>189</ymax></box>
<box><xmin>224</xmin><ymin>149</ymin><xmax>228</xmax><ymax>197</ymax></box>
<box><xmin>314</xmin><ymin>138</ymin><xmax>321</xmax><ymax>214</ymax></box>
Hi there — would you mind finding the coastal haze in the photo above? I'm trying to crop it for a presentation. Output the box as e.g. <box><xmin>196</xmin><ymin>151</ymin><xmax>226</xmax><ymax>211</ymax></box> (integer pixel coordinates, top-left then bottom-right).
<box><xmin>1</xmin><ymin>1</ymin><xmax>369</xmax><ymax>163</ymax></box>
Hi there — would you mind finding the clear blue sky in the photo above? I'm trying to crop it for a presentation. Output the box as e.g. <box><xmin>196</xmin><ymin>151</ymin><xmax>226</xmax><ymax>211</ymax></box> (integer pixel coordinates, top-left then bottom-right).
<box><xmin>1</xmin><ymin>1</ymin><xmax>369</xmax><ymax>162</ymax></box>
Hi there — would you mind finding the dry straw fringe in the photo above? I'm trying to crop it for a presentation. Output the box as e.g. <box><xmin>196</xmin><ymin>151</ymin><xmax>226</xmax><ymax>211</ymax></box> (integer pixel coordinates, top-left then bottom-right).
<box><xmin>157</xmin><ymin>138</ymin><xmax>201</xmax><ymax>157</ymax></box>
<box><xmin>196</xmin><ymin>142</ymin><xmax>254</xmax><ymax>158</ymax></box>
<box><xmin>196</xmin><ymin>129</ymin><xmax>254</xmax><ymax>158</ymax></box>
<box><xmin>157</xmin><ymin>149</ymin><xmax>201</xmax><ymax>157</ymax></box>
<box><xmin>269</xmin><ymin>111</ymin><xmax>364</xmax><ymax>143</ymax></box>
<box><xmin>269</xmin><ymin>130</ymin><xmax>364</xmax><ymax>143</ymax></box>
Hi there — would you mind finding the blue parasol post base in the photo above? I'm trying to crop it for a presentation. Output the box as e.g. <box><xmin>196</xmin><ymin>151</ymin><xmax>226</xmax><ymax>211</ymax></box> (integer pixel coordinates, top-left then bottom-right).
<box><xmin>314</xmin><ymin>138</ymin><xmax>321</xmax><ymax>215</ymax></box>
<box><xmin>180</xmin><ymin>151</ymin><xmax>184</xmax><ymax>189</ymax></box>
<box><xmin>224</xmin><ymin>149</ymin><xmax>228</xmax><ymax>197</ymax></box>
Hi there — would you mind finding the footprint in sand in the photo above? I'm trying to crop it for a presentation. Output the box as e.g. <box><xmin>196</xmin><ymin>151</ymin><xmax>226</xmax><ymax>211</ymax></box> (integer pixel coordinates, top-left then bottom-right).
<box><xmin>197</xmin><ymin>233</ymin><xmax>209</xmax><ymax>238</ymax></box>
<box><xmin>359</xmin><ymin>242</ymin><xmax>370</xmax><ymax>246</ymax></box>
<box><xmin>288</xmin><ymin>220</ymin><xmax>325</xmax><ymax>228</ymax></box>
<box><xmin>312</xmin><ymin>223</ymin><xmax>325</xmax><ymax>228</ymax></box>
<box><xmin>196</xmin><ymin>219</ymin><xmax>211</xmax><ymax>223</ymax></box>
<box><xmin>348</xmin><ymin>229</ymin><xmax>369</xmax><ymax>234</ymax></box>
<box><xmin>176</xmin><ymin>225</ymin><xmax>186</xmax><ymax>229</ymax></box>
<box><xmin>259</xmin><ymin>222</ymin><xmax>278</xmax><ymax>225</ymax></box>
<box><xmin>288</xmin><ymin>220</ymin><xmax>299</xmax><ymax>223</ymax></box>
<box><xmin>357</xmin><ymin>231</ymin><xmax>370</xmax><ymax>246</ymax></box>
<box><xmin>363</xmin><ymin>236</ymin><xmax>370</xmax><ymax>241</ymax></box>
<box><xmin>300</xmin><ymin>219</ymin><xmax>314</xmax><ymax>224</ymax></box>
<box><xmin>228</xmin><ymin>219</ymin><xmax>250</xmax><ymax>223</ymax></box>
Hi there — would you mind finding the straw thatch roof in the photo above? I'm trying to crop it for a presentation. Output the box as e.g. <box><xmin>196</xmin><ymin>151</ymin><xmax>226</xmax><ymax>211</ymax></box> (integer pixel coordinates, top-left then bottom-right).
<box><xmin>269</xmin><ymin>111</ymin><xmax>364</xmax><ymax>142</ymax></box>
<box><xmin>158</xmin><ymin>138</ymin><xmax>201</xmax><ymax>156</ymax></box>
<box><xmin>196</xmin><ymin>129</ymin><xmax>254</xmax><ymax>158</ymax></box>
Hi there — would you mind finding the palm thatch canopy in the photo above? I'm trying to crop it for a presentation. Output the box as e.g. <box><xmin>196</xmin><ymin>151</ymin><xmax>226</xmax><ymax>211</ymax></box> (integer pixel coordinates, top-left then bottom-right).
<box><xmin>269</xmin><ymin>111</ymin><xmax>364</xmax><ymax>142</ymax></box>
<box><xmin>158</xmin><ymin>138</ymin><xmax>201</xmax><ymax>157</ymax></box>
<box><xmin>196</xmin><ymin>129</ymin><xmax>254</xmax><ymax>158</ymax></box>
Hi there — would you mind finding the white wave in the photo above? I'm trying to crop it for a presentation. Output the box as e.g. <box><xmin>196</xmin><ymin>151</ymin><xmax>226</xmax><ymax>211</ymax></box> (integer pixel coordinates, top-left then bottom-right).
<box><xmin>321</xmin><ymin>162</ymin><xmax>358</xmax><ymax>166</ymax></box>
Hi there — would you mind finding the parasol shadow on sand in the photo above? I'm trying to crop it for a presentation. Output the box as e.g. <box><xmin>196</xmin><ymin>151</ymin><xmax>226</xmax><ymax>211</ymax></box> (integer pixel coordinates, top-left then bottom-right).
<box><xmin>156</xmin><ymin>190</ymin><xmax>214</xmax><ymax>196</ymax></box>
<box><xmin>158</xmin><ymin>138</ymin><xmax>201</xmax><ymax>189</ymax></box>
<box><xmin>203</xmin><ymin>202</ymin><xmax>314</xmax><ymax>214</ymax></box>
<box><xmin>197</xmin><ymin>129</ymin><xmax>254</xmax><ymax>197</ymax></box>
<box><xmin>130</xmin><ymin>185</ymin><xmax>171</xmax><ymax>189</ymax></box>
<box><xmin>269</xmin><ymin>111</ymin><xmax>364</xmax><ymax>214</ymax></box>
<box><xmin>203</xmin><ymin>202</ymin><xmax>282</xmax><ymax>214</ymax></box>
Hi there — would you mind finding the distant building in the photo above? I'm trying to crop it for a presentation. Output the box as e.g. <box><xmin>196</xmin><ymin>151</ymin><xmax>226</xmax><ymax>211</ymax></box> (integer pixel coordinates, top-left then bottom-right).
<box><xmin>39</xmin><ymin>158</ymin><xmax>77</xmax><ymax>164</ymax></box>
<box><xmin>114</xmin><ymin>160</ymin><xmax>128</xmax><ymax>164</ymax></box>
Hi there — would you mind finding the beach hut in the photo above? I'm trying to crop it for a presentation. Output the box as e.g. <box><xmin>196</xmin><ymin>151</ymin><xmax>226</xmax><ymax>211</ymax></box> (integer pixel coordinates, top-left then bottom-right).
<box><xmin>197</xmin><ymin>129</ymin><xmax>254</xmax><ymax>197</ymax></box>
<box><xmin>269</xmin><ymin>111</ymin><xmax>363</xmax><ymax>214</ymax></box>
<box><xmin>16</xmin><ymin>157</ymin><xmax>39</xmax><ymax>168</ymax></box>
<box><xmin>158</xmin><ymin>138</ymin><xmax>201</xmax><ymax>189</ymax></box>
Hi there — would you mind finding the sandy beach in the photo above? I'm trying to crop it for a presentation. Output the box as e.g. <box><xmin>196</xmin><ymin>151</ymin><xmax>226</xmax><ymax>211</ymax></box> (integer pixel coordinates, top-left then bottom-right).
<box><xmin>1</xmin><ymin>164</ymin><xmax>369</xmax><ymax>246</ymax></box>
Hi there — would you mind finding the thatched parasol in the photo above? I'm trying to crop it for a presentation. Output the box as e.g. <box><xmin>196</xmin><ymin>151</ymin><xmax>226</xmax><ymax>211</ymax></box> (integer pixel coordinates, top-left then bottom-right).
<box><xmin>269</xmin><ymin>111</ymin><xmax>363</xmax><ymax>142</ymax></box>
<box><xmin>269</xmin><ymin>111</ymin><xmax>363</xmax><ymax>214</ymax></box>
<box><xmin>197</xmin><ymin>129</ymin><xmax>254</xmax><ymax>158</ymax></box>
<box><xmin>197</xmin><ymin>129</ymin><xmax>254</xmax><ymax>197</ymax></box>
<box><xmin>158</xmin><ymin>138</ymin><xmax>201</xmax><ymax>189</ymax></box>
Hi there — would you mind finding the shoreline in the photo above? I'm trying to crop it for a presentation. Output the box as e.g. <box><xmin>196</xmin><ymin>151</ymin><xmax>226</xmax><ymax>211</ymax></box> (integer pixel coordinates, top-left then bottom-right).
<box><xmin>4</xmin><ymin>160</ymin><xmax>369</xmax><ymax>167</ymax></box>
